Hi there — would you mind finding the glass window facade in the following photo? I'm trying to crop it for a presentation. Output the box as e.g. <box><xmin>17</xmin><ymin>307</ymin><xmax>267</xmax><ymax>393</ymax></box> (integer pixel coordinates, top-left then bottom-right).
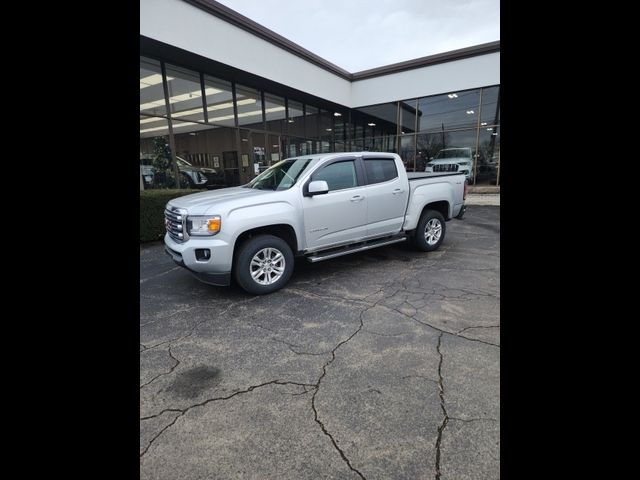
<box><xmin>164</xmin><ymin>65</ymin><xmax>206</xmax><ymax>123</ymax></box>
<box><xmin>140</xmin><ymin>57</ymin><xmax>167</xmax><ymax>117</ymax></box>
<box><xmin>204</xmin><ymin>75</ymin><xmax>235</xmax><ymax>127</ymax></box>
<box><xmin>264</xmin><ymin>93</ymin><xmax>286</xmax><ymax>132</ymax></box>
<box><xmin>140</xmin><ymin>54</ymin><xmax>500</xmax><ymax>190</ymax></box>
<box><xmin>236</xmin><ymin>85</ymin><xmax>263</xmax><ymax>128</ymax></box>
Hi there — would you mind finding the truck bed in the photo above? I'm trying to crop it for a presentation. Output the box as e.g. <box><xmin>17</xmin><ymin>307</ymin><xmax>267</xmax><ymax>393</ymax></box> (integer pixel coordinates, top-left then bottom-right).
<box><xmin>406</xmin><ymin>172</ymin><xmax>466</xmax><ymax>181</ymax></box>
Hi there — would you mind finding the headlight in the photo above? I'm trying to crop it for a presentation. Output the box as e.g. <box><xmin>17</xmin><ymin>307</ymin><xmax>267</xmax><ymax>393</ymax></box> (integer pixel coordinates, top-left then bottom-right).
<box><xmin>187</xmin><ymin>215</ymin><xmax>221</xmax><ymax>236</ymax></box>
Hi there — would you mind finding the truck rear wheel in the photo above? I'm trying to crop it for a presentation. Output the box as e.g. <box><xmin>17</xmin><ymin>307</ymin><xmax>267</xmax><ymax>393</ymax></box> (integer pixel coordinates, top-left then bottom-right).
<box><xmin>234</xmin><ymin>234</ymin><xmax>294</xmax><ymax>295</ymax></box>
<box><xmin>413</xmin><ymin>209</ymin><xmax>446</xmax><ymax>252</ymax></box>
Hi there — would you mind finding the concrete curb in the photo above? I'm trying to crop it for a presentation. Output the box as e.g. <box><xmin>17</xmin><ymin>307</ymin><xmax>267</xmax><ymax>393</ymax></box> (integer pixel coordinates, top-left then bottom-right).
<box><xmin>468</xmin><ymin>186</ymin><xmax>500</xmax><ymax>194</ymax></box>
<box><xmin>466</xmin><ymin>194</ymin><xmax>500</xmax><ymax>206</ymax></box>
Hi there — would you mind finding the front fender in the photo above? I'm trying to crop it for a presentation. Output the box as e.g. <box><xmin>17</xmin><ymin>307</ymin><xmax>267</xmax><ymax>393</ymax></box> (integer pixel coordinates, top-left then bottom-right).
<box><xmin>226</xmin><ymin>201</ymin><xmax>303</xmax><ymax>251</ymax></box>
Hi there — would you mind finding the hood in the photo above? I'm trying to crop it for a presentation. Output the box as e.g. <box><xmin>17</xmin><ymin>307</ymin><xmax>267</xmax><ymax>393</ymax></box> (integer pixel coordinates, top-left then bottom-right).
<box><xmin>167</xmin><ymin>186</ymin><xmax>281</xmax><ymax>215</ymax></box>
<box><xmin>428</xmin><ymin>157</ymin><xmax>471</xmax><ymax>165</ymax></box>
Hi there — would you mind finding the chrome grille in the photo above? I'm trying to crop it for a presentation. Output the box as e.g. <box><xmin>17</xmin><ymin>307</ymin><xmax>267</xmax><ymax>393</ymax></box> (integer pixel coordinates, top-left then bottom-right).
<box><xmin>433</xmin><ymin>164</ymin><xmax>459</xmax><ymax>172</ymax></box>
<box><xmin>164</xmin><ymin>206</ymin><xmax>187</xmax><ymax>243</ymax></box>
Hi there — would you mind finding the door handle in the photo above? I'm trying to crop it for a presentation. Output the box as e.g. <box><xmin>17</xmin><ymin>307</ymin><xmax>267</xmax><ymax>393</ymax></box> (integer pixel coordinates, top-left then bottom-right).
<box><xmin>350</xmin><ymin>195</ymin><xmax>365</xmax><ymax>202</ymax></box>
<box><xmin>392</xmin><ymin>189</ymin><xmax>404</xmax><ymax>195</ymax></box>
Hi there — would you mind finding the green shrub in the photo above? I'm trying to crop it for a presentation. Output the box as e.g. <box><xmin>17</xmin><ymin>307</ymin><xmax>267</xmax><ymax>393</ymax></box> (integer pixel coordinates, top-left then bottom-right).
<box><xmin>140</xmin><ymin>189</ymin><xmax>197</xmax><ymax>243</ymax></box>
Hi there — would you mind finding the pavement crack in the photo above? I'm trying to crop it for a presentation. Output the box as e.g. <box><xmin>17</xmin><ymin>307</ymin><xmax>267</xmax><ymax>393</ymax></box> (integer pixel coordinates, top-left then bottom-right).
<box><xmin>247</xmin><ymin>324</ymin><xmax>332</xmax><ymax>356</ymax></box>
<box><xmin>410</xmin><ymin>315</ymin><xmax>500</xmax><ymax>348</ymax></box>
<box><xmin>448</xmin><ymin>417</ymin><xmax>499</xmax><ymax>423</ymax></box>
<box><xmin>435</xmin><ymin>333</ymin><xmax>449</xmax><ymax>480</ymax></box>
<box><xmin>139</xmin><ymin>380</ymin><xmax>317</xmax><ymax>459</ymax></box>
<box><xmin>140</xmin><ymin>305</ymin><xmax>199</xmax><ymax>328</ymax></box>
<box><xmin>140</xmin><ymin>346</ymin><xmax>181</xmax><ymax>389</ymax></box>
<box><xmin>309</xmin><ymin>296</ymin><xmax>389</xmax><ymax>480</ymax></box>
<box><xmin>140</xmin><ymin>265</ymin><xmax>181</xmax><ymax>284</ymax></box>
<box><xmin>284</xmin><ymin>287</ymin><xmax>375</xmax><ymax>308</ymax></box>
<box><xmin>456</xmin><ymin>325</ymin><xmax>500</xmax><ymax>334</ymax></box>
<box><xmin>378</xmin><ymin>301</ymin><xmax>501</xmax><ymax>348</ymax></box>
<box><xmin>364</xmin><ymin>328</ymin><xmax>410</xmax><ymax>337</ymax></box>
<box><xmin>141</xmin><ymin>296</ymin><xmax>261</xmax><ymax>351</ymax></box>
<box><xmin>290</xmin><ymin>386</ymin><xmax>314</xmax><ymax>396</ymax></box>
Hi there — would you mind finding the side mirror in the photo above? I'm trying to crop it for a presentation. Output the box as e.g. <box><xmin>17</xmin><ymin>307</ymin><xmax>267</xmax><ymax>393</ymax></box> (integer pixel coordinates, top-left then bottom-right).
<box><xmin>307</xmin><ymin>180</ymin><xmax>329</xmax><ymax>196</ymax></box>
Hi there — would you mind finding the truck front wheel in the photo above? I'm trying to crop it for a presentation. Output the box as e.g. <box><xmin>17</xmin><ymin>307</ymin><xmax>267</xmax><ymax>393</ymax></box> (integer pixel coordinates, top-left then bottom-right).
<box><xmin>234</xmin><ymin>234</ymin><xmax>294</xmax><ymax>294</ymax></box>
<box><xmin>413</xmin><ymin>210</ymin><xmax>446</xmax><ymax>252</ymax></box>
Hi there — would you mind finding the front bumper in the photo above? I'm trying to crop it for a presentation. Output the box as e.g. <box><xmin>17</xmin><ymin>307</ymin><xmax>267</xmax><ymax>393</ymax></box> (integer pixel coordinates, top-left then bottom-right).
<box><xmin>164</xmin><ymin>232</ymin><xmax>234</xmax><ymax>286</ymax></box>
<box><xmin>164</xmin><ymin>245</ymin><xmax>231</xmax><ymax>286</ymax></box>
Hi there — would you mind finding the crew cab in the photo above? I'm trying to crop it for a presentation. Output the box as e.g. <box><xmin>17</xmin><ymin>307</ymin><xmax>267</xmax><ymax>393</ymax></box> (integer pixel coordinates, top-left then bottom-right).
<box><xmin>164</xmin><ymin>152</ymin><xmax>467</xmax><ymax>294</ymax></box>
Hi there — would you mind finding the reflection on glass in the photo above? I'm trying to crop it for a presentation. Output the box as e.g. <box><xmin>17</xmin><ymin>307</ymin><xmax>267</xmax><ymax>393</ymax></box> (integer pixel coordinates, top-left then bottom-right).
<box><xmin>355</xmin><ymin>103</ymin><xmax>399</xmax><ymax>138</ymax></box>
<box><xmin>204</xmin><ymin>75</ymin><xmax>235</xmax><ymax>127</ymax></box>
<box><xmin>417</xmin><ymin>89</ymin><xmax>481</xmax><ymax>132</ymax></box>
<box><xmin>417</xmin><ymin>129</ymin><xmax>478</xmax><ymax>183</ymax></box>
<box><xmin>172</xmin><ymin>120</ymin><xmax>237</xmax><ymax>188</ymax></box>
<box><xmin>399</xmin><ymin>135</ymin><xmax>416</xmax><ymax>171</ymax></box>
<box><xmin>319</xmin><ymin>109</ymin><xmax>333</xmax><ymax>136</ymax></box>
<box><xmin>334</xmin><ymin>110</ymin><xmax>346</xmax><ymax>148</ymax></box>
<box><xmin>268</xmin><ymin>134</ymin><xmax>281</xmax><ymax>166</ymax></box>
<box><xmin>246</xmin><ymin>158</ymin><xmax>313</xmax><ymax>190</ymax></box>
<box><xmin>236</xmin><ymin>85</ymin><xmax>263</xmax><ymax>128</ymax></box>
<box><xmin>251</xmin><ymin>132</ymin><xmax>267</xmax><ymax>179</ymax></box>
<box><xmin>140</xmin><ymin>51</ymin><xmax>501</xmax><ymax>188</ymax></box>
<box><xmin>319</xmin><ymin>139</ymin><xmax>331</xmax><ymax>153</ymax></box>
<box><xmin>475</xmin><ymin>127</ymin><xmax>499</xmax><ymax>185</ymax></box>
<box><xmin>140</xmin><ymin>117</ymin><xmax>170</xmax><ymax>189</ymax></box>
<box><xmin>314</xmin><ymin>161</ymin><xmax>357</xmax><ymax>191</ymax></box>
<box><xmin>140</xmin><ymin>115</ymin><xmax>170</xmax><ymax>138</ymax></box>
<box><xmin>265</xmin><ymin>94</ymin><xmax>286</xmax><ymax>133</ymax></box>
<box><xmin>400</xmin><ymin>100</ymin><xmax>417</xmax><ymax>133</ymax></box>
<box><xmin>140</xmin><ymin>57</ymin><xmax>167</xmax><ymax>117</ymax></box>
<box><xmin>480</xmin><ymin>85</ymin><xmax>500</xmax><ymax>126</ymax></box>
<box><xmin>164</xmin><ymin>65</ymin><xmax>206</xmax><ymax>123</ymax></box>
<box><xmin>287</xmin><ymin>100</ymin><xmax>304</xmax><ymax>137</ymax></box>
<box><xmin>305</xmin><ymin>104</ymin><xmax>319</xmax><ymax>138</ymax></box>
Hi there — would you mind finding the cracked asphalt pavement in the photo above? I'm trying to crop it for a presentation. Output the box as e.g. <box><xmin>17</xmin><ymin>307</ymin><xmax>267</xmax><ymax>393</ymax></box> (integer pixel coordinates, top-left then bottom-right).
<box><xmin>140</xmin><ymin>205</ymin><xmax>500</xmax><ymax>479</ymax></box>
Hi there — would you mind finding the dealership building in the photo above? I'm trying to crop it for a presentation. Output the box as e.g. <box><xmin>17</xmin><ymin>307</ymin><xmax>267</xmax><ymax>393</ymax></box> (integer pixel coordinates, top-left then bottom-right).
<box><xmin>140</xmin><ymin>0</ymin><xmax>500</xmax><ymax>189</ymax></box>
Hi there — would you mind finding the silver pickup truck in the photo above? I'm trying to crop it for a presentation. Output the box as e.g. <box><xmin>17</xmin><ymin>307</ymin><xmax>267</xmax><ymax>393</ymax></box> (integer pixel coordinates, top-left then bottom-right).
<box><xmin>164</xmin><ymin>152</ymin><xmax>467</xmax><ymax>294</ymax></box>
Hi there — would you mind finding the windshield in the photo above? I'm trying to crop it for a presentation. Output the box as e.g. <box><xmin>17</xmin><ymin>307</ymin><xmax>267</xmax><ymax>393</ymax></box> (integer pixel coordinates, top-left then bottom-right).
<box><xmin>176</xmin><ymin>157</ymin><xmax>191</xmax><ymax>167</ymax></box>
<box><xmin>435</xmin><ymin>149</ymin><xmax>471</xmax><ymax>159</ymax></box>
<box><xmin>246</xmin><ymin>158</ymin><xmax>313</xmax><ymax>190</ymax></box>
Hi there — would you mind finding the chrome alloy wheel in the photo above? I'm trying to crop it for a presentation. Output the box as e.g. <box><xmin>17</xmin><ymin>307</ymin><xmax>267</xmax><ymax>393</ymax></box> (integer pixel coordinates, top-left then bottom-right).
<box><xmin>250</xmin><ymin>247</ymin><xmax>286</xmax><ymax>285</ymax></box>
<box><xmin>424</xmin><ymin>218</ymin><xmax>443</xmax><ymax>246</ymax></box>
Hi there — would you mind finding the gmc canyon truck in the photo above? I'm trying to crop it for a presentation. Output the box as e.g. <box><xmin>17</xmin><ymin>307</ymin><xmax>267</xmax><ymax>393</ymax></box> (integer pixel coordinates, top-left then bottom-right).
<box><xmin>164</xmin><ymin>152</ymin><xmax>467</xmax><ymax>294</ymax></box>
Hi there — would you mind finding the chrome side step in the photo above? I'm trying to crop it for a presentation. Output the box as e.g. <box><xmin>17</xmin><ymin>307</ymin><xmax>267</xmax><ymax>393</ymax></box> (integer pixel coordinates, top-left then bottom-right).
<box><xmin>306</xmin><ymin>236</ymin><xmax>407</xmax><ymax>263</ymax></box>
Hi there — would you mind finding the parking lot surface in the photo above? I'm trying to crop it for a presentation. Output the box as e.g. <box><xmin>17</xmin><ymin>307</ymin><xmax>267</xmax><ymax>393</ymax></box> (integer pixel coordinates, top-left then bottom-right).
<box><xmin>140</xmin><ymin>205</ymin><xmax>500</xmax><ymax>479</ymax></box>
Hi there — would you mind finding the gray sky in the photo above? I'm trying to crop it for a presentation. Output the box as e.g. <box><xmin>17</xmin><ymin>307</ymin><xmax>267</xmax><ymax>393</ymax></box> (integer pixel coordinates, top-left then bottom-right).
<box><xmin>216</xmin><ymin>0</ymin><xmax>500</xmax><ymax>72</ymax></box>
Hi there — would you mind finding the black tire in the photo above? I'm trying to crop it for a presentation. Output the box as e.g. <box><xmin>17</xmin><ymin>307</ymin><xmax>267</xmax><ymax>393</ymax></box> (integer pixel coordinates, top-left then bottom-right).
<box><xmin>412</xmin><ymin>209</ymin><xmax>446</xmax><ymax>252</ymax></box>
<box><xmin>455</xmin><ymin>205</ymin><xmax>466</xmax><ymax>220</ymax></box>
<box><xmin>234</xmin><ymin>234</ymin><xmax>294</xmax><ymax>295</ymax></box>
<box><xmin>180</xmin><ymin>173</ymin><xmax>193</xmax><ymax>189</ymax></box>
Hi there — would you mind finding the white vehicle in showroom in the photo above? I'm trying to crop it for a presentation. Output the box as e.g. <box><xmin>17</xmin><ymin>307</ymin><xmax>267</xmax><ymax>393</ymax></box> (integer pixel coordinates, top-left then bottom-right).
<box><xmin>164</xmin><ymin>152</ymin><xmax>467</xmax><ymax>294</ymax></box>
<box><xmin>425</xmin><ymin>147</ymin><xmax>474</xmax><ymax>183</ymax></box>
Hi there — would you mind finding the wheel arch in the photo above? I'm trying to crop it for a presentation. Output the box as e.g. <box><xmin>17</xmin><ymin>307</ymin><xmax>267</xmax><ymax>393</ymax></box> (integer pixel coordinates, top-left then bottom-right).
<box><xmin>420</xmin><ymin>200</ymin><xmax>450</xmax><ymax>223</ymax></box>
<box><xmin>232</xmin><ymin>224</ymin><xmax>299</xmax><ymax>263</ymax></box>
